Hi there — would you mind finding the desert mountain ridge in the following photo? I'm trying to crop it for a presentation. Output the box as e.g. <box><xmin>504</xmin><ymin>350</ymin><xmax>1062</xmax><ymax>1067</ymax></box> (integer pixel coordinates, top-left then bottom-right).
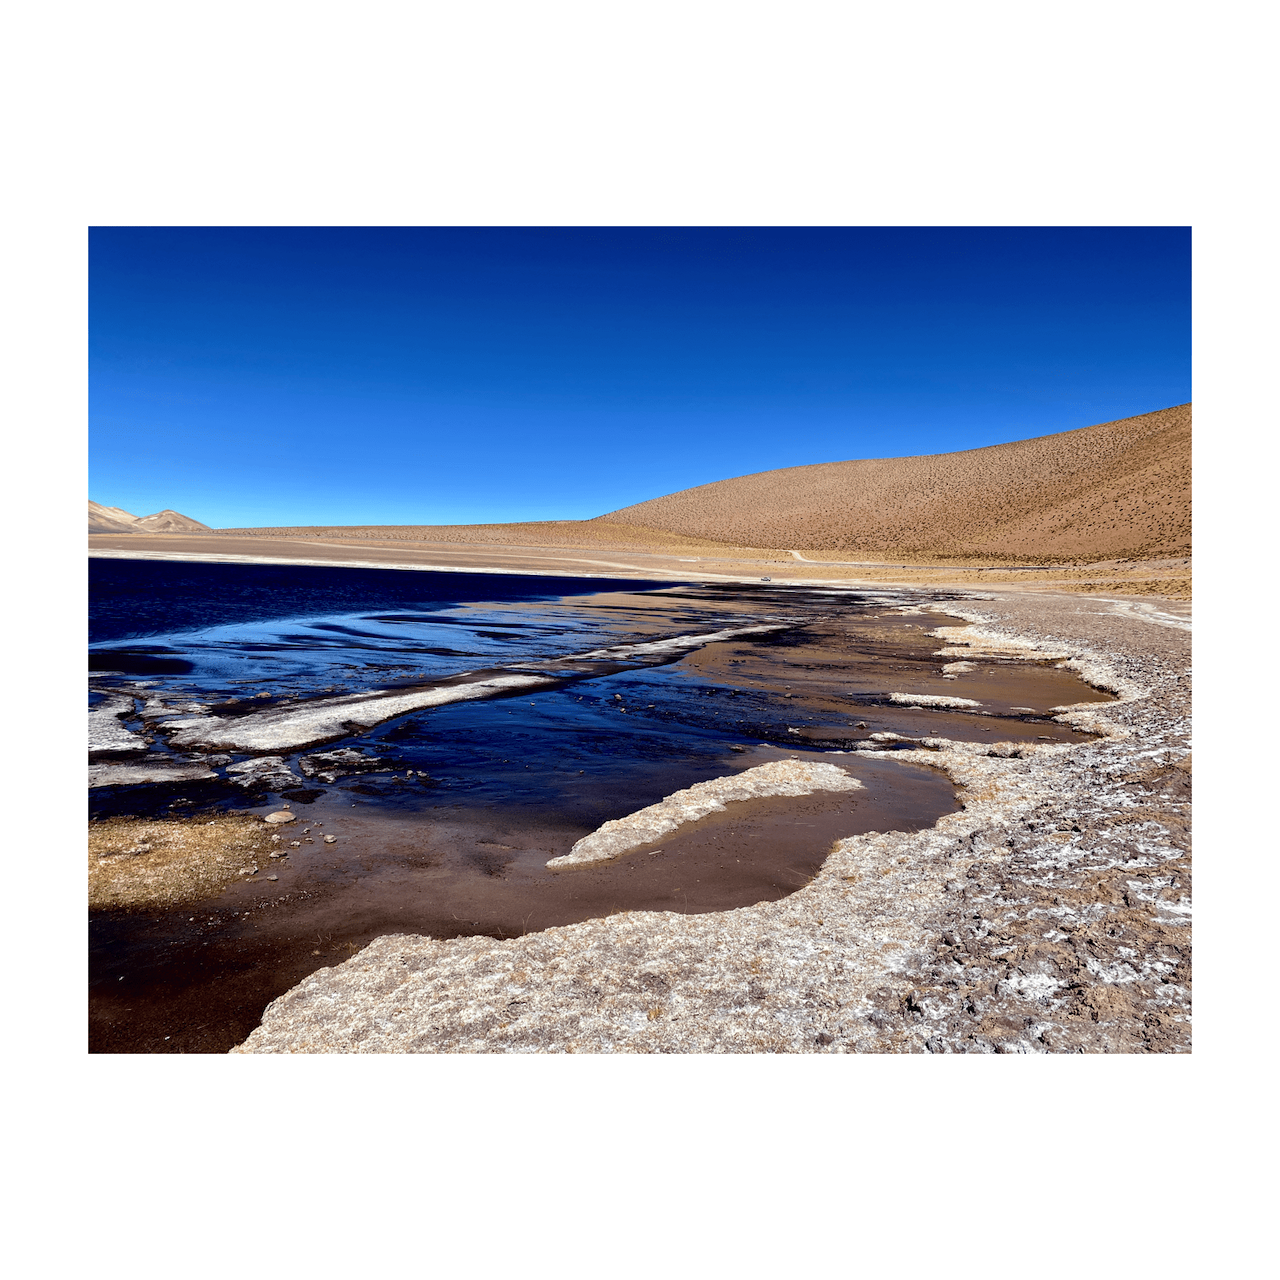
<box><xmin>200</xmin><ymin>404</ymin><xmax>1190</xmax><ymax>566</ymax></box>
<box><xmin>89</xmin><ymin>500</ymin><xmax>211</xmax><ymax>535</ymax></box>
<box><xmin>596</xmin><ymin>404</ymin><xmax>1190</xmax><ymax>562</ymax></box>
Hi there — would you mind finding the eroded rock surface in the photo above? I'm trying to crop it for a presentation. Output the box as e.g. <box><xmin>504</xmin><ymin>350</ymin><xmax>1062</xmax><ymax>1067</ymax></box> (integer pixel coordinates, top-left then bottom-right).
<box><xmin>232</xmin><ymin>591</ymin><xmax>1191</xmax><ymax>1055</ymax></box>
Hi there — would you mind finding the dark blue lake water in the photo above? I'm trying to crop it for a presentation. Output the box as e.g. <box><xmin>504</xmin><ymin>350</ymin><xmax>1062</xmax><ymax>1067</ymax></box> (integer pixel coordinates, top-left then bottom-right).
<box><xmin>88</xmin><ymin>558</ymin><xmax>835</xmax><ymax>822</ymax></box>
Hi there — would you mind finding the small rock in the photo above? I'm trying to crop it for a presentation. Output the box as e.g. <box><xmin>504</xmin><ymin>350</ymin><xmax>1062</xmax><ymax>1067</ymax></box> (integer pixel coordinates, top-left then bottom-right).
<box><xmin>264</xmin><ymin>811</ymin><xmax>296</xmax><ymax>824</ymax></box>
<box><xmin>290</xmin><ymin>840</ymin><xmax>301</xmax><ymax>848</ymax></box>
<box><xmin>269</xmin><ymin>851</ymin><xmax>280</xmax><ymax>859</ymax></box>
<box><xmin>855</xmin><ymin>721</ymin><xmax>867</xmax><ymax>729</ymax></box>
<box><xmin>925</xmin><ymin>1036</ymin><xmax>945</xmax><ymax>1053</ymax></box>
<box><xmin>266</xmin><ymin>874</ymin><xmax>278</xmax><ymax>881</ymax></box>
<box><xmin>323</xmin><ymin>834</ymin><xmax>337</xmax><ymax>844</ymax></box>
<box><xmin>815</xmin><ymin>1032</ymin><xmax>834</xmax><ymax>1046</ymax></box>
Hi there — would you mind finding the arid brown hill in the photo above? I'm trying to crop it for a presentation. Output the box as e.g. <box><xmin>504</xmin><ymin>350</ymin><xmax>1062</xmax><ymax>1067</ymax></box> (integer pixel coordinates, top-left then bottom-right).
<box><xmin>595</xmin><ymin>405</ymin><xmax>1191</xmax><ymax>562</ymax></box>
<box><xmin>89</xmin><ymin>500</ymin><xmax>211</xmax><ymax>535</ymax></box>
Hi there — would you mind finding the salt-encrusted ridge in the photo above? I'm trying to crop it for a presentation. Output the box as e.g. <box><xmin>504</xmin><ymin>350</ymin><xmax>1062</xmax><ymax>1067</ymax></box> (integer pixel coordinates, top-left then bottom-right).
<box><xmin>889</xmin><ymin>692</ymin><xmax>982</xmax><ymax>708</ymax></box>
<box><xmin>546</xmin><ymin>759</ymin><xmax>864</xmax><ymax>868</ymax></box>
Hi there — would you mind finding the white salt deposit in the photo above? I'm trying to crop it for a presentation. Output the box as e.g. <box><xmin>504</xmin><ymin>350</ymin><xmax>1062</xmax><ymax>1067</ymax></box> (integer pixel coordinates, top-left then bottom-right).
<box><xmin>889</xmin><ymin>692</ymin><xmax>982</xmax><ymax>709</ymax></box>
<box><xmin>547</xmin><ymin>759</ymin><xmax>864</xmax><ymax>867</ymax></box>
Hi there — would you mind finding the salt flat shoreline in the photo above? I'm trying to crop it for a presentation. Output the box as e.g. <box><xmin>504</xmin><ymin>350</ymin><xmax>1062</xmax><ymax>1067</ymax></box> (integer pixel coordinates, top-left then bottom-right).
<box><xmin>89</xmin><ymin>534</ymin><xmax>1191</xmax><ymax>597</ymax></box>
<box><xmin>232</xmin><ymin>589</ymin><xmax>1191</xmax><ymax>1054</ymax></box>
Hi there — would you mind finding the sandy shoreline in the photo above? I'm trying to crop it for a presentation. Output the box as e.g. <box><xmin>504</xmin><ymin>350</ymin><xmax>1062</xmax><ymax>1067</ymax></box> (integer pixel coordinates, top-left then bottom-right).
<box><xmin>90</xmin><ymin>533</ymin><xmax>1191</xmax><ymax>597</ymax></box>
<box><xmin>231</xmin><ymin>590</ymin><xmax>1191</xmax><ymax>1054</ymax></box>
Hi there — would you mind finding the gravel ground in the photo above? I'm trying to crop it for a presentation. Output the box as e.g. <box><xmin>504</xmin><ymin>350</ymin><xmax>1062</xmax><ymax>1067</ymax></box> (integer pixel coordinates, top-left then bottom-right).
<box><xmin>232</xmin><ymin>590</ymin><xmax>1191</xmax><ymax>1054</ymax></box>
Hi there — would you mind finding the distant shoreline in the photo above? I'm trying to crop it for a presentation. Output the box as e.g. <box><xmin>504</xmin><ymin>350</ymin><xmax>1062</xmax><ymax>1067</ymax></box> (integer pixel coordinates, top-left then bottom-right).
<box><xmin>88</xmin><ymin>533</ymin><xmax>1192</xmax><ymax>599</ymax></box>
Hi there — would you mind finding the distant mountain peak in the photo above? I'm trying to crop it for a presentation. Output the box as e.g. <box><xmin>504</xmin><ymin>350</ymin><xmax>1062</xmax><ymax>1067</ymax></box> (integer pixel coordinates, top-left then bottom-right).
<box><xmin>89</xmin><ymin>500</ymin><xmax>211</xmax><ymax>535</ymax></box>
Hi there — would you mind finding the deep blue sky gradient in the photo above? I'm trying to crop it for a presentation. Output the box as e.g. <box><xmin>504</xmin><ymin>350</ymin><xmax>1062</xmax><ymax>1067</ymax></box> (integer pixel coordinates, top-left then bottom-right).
<box><xmin>89</xmin><ymin>227</ymin><xmax>1190</xmax><ymax>528</ymax></box>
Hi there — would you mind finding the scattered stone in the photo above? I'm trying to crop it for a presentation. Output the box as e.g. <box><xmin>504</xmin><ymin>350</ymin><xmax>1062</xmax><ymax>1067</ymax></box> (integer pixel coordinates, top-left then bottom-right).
<box><xmin>815</xmin><ymin>1032</ymin><xmax>834</xmax><ymax>1046</ymax></box>
<box><xmin>323</xmin><ymin>834</ymin><xmax>337</xmax><ymax>844</ymax></box>
<box><xmin>264</xmin><ymin>811</ymin><xmax>296</xmax><ymax>824</ymax></box>
<box><xmin>266</xmin><ymin>874</ymin><xmax>278</xmax><ymax>881</ymax></box>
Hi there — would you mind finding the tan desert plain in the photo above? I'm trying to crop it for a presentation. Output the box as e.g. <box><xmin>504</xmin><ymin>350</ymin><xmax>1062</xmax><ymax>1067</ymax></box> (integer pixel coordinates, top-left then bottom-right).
<box><xmin>90</xmin><ymin>404</ymin><xmax>1191</xmax><ymax>1053</ymax></box>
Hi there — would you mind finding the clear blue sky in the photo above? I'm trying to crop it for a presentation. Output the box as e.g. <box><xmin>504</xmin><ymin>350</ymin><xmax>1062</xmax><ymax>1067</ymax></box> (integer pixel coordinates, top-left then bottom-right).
<box><xmin>89</xmin><ymin>227</ymin><xmax>1190</xmax><ymax>529</ymax></box>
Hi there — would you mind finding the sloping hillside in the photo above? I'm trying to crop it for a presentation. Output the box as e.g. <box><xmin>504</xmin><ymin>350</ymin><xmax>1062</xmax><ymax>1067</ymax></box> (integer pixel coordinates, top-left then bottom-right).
<box><xmin>596</xmin><ymin>405</ymin><xmax>1191</xmax><ymax>562</ymax></box>
<box><xmin>88</xmin><ymin>501</ymin><xmax>210</xmax><ymax>534</ymax></box>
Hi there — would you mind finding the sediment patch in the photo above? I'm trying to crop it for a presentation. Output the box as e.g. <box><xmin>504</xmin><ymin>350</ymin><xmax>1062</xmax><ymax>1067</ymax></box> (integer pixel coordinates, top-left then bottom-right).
<box><xmin>89</xmin><ymin>815</ymin><xmax>273</xmax><ymax>910</ymax></box>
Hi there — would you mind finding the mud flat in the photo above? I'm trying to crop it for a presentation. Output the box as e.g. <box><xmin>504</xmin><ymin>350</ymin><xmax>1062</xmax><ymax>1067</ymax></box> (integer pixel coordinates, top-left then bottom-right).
<box><xmin>232</xmin><ymin>591</ymin><xmax>1191</xmax><ymax>1054</ymax></box>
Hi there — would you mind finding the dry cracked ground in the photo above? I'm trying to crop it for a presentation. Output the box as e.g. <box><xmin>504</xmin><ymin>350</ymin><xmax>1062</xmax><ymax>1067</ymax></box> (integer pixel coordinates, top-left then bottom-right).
<box><xmin>234</xmin><ymin>591</ymin><xmax>1191</xmax><ymax>1054</ymax></box>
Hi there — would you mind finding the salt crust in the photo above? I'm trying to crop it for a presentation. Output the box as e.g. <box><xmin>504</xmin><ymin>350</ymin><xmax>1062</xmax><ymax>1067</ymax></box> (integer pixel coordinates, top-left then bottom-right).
<box><xmin>232</xmin><ymin>592</ymin><xmax>1189</xmax><ymax>1055</ymax></box>
<box><xmin>889</xmin><ymin>692</ymin><xmax>982</xmax><ymax>708</ymax></box>
<box><xmin>88</xmin><ymin>761</ymin><xmax>216</xmax><ymax>788</ymax></box>
<box><xmin>546</xmin><ymin>759</ymin><xmax>864</xmax><ymax>868</ymax></box>
<box><xmin>88</xmin><ymin>695</ymin><xmax>149</xmax><ymax>755</ymax></box>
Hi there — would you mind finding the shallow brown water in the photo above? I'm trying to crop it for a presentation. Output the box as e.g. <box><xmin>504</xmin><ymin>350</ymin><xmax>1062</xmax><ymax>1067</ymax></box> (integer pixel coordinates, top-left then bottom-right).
<box><xmin>89</xmin><ymin>748</ymin><xmax>955</xmax><ymax>1053</ymax></box>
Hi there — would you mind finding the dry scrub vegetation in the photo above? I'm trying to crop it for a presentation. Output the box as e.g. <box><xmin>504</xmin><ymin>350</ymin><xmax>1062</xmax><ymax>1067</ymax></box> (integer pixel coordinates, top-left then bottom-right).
<box><xmin>89</xmin><ymin>815</ymin><xmax>268</xmax><ymax>910</ymax></box>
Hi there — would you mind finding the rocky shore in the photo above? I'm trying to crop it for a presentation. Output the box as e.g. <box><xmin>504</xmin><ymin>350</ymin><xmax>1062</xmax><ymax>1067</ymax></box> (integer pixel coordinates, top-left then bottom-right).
<box><xmin>232</xmin><ymin>590</ymin><xmax>1191</xmax><ymax>1054</ymax></box>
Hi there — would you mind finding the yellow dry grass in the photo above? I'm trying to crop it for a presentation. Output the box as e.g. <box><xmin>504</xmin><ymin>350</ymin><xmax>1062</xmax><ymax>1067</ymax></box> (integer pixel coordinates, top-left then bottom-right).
<box><xmin>89</xmin><ymin>815</ymin><xmax>271</xmax><ymax>911</ymax></box>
